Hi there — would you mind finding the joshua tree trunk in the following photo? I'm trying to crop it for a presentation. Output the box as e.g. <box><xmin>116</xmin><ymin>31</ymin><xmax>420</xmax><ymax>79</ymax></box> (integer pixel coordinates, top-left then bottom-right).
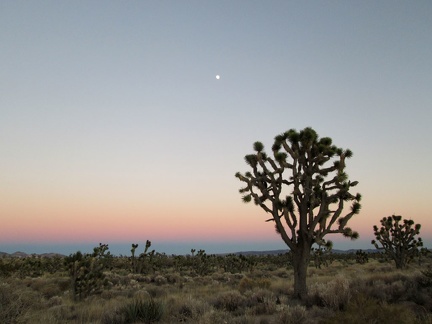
<box><xmin>292</xmin><ymin>240</ymin><xmax>311</xmax><ymax>300</ymax></box>
<box><xmin>394</xmin><ymin>249</ymin><xmax>407</xmax><ymax>269</ymax></box>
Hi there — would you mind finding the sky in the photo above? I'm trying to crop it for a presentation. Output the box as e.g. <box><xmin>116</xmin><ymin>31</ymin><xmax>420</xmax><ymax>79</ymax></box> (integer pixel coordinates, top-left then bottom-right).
<box><xmin>1</xmin><ymin>1</ymin><xmax>431</xmax><ymax>256</ymax></box>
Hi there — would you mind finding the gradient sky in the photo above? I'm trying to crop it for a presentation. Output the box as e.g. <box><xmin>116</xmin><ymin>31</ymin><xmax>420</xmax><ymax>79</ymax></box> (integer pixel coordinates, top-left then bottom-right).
<box><xmin>1</xmin><ymin>1</ymin><xmax>431</xmax><ymax>255</ymax></box>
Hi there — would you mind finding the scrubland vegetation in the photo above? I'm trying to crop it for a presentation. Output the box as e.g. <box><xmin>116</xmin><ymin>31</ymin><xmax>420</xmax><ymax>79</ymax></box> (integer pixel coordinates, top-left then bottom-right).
<box><xmin>1</xmin><ymin>247</ymin><xmax>432</xmax><ymax>323</ymax></box>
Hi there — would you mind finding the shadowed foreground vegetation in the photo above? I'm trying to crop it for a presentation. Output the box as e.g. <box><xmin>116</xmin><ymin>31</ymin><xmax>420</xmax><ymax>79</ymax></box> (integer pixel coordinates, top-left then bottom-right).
<box><xmin>1</xmin><ymin>248</ymin><xmax>432</xmax><ymax>323</ymax></box>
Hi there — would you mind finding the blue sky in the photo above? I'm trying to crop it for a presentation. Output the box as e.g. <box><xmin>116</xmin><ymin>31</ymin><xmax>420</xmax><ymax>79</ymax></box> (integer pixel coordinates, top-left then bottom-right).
<box><xmin>1</xmin><ymin>1</ymin><xmax>431</xmax><ymax>255</ymax></box>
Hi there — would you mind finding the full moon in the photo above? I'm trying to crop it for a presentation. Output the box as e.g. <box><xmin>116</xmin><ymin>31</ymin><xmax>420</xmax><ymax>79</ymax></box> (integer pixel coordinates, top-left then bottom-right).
<box><xmin>215</xmin><ymin>75</ymin><xmax>220</xmax><ymax>80</ymax></box>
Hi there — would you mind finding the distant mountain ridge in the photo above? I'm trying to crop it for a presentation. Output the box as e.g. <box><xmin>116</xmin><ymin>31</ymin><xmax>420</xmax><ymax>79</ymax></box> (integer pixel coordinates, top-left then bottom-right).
<box><xmin>0</xmin><ymin>248</ymin><xmax>379</xmax><ymax>258</ymax></box>
<box><xmin>229</xmin><ymin>248</ymin><xmax>379</xmax><ymax>256</ymax></box>
<box><xmin>0</xmin><ymin>251</ymin><xmax>65</xmax><ymax>258</ymax></box>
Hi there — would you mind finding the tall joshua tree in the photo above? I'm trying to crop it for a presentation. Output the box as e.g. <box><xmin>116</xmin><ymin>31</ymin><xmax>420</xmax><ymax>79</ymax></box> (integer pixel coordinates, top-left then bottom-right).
<box><xmin>235</xmin><ymin>127</ymin><xmax>361</xmax><ymax>300</ymax></box>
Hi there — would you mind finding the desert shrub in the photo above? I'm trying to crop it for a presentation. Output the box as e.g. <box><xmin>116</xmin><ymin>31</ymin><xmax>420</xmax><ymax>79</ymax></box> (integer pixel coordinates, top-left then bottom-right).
<box><xmin>146</xmin><ymin>286</ymin><xmax>168</xmax><ymax>299</ymax></box>
<box><xmin>30</xmin><ymin>279</ymin><xmax>62</xmax><ymax>299</ymax></box>
<box><xmin>238</xmin><ymin>277</ymin><xmax>255</xmax><ymax>292</ymax></box>
<box><xmin>419</xmin><ymin>267</ymin><xmax>432</xmax><ymax>288</ymax></box>
<box><xmin>99</xmin><ymin>296</ymin><xmax>129</xmax><ymax>324</ymax></box>
<box><xmin>0</xmin><ymin>283</ymin><xmax>42</xmax><ymax>323</ymax></box>
<box><xmin>244</xmin><ymin>289</ymin><xmax>273</xmax><ymax>306</ymax></box>
<box><xmin>73</xmin><ymin>299</ymin><xmax>109</xmax><ymax>323</ymax></box>
<box><xmin>238</xmin><ymin>277</ymin><xmax>271</xmax><ymax>293</ymax></box>
<box><xmin>101</xmin><ymin>308</ymin><xmax>125</xmax><ymax>324</ymax></box>
<box><xmin>324</xmin><ymin>294</ymin><xmax>416</xmax><ymax>324</ymax></box>
<box><xmin>111</xmin><ymin>288</ymin><xmax>132</xmax><ymax>299</ymax></box>
<box><xmin>178</xmin><ymin>304</ymin><xmax>193</xmax><ymax>321</ymax></box>
<box><xmin>305</xmin><ymin>305</ymin><xmax>335</xmax><ymax>324</ymax></box>
<box><xmin>17</xmin><ymin>256</ymin><xmax>45</xmax><ymax>278</ymax></box>
<box><xmin>379</xmin><ymin>280</ymin><xmax>407</xmax><ymax>302</ymax></box>
<box><xmin>165</xmin><ymin>272</ymin><xmax>182</xmax><ymax>284</ymax></box>
<box><xmin>192</xmin><ymin>275</ymin><xmax>215</xmax><ymax>286</ymax></box>
<box><xmin>273</xmin><ymin>269</ymin><xmax>290</xmax><ymax>278</ymax></box>
<box><xmin>163</xmin><ymin>295</ymin><xmax>211</xmax><ymax>322</ymax></box>
<box><xmin>56</xmin><ymin>277</ymin><xmax>71</xmax><ymax>292</ymax></box>
<box><xmin>270</xmin><ymin>277</ymin><xmax>292</xmax><ymax>296</ymax></box>
<box><xmin>213</xmin><ymin>290</ymin><xmax>246</xmax><ymax>312</ymax></box>
<box><xmin>243</xmin><ymin>289</ymin><xmax>277</xmax><ymax>316</ymax></box>
<box><xmin>46</xmin><ymin>296</ymin><xmax>63</xmax><ymax>307</ymax></box>
<box><xmin>351</xmin><ymin>272</ymin><xmax>421</xmax><ymax>303</ymax></box>
<box><xmin>0</xmin><ymin>258</ymin><xmax>16</xmax><ymax>277</ymax></box>
<box><xmin>359</xmin><ymin>279</ymin><xmax>407</xmax><ymax>303</ymax></box>
<box><xmin>120</xmin><ymin>297</ymin><xmax>164</xmax><ymax>324</ymax></box>
<box><xmin>211</xmin><ymin>271</ymin><xmax>230</xmax><ymax>283</ymax></box>
<box><xmin>247</xmin><ymin>299</ymin><xmax>277</xmax><ymax>316</ymax></box>
<box><xmin>196</xmin><ymin>308</ymin><xmax>234</xmax><ymax>324</ymax></box>
<box><xmin>152</xmin><ymin>275</ymin><xmax>168</xmax><ymax>285</ymax></box>
<box><xmin>365</xmin><ymin>271</ymin><xmax>410</xmax><ymax>285</ymax></box>
<box><xmin>309</xmin><ymin>276</ymin><xmax>351</xmax><ymax>310</ymax></box>
<box><xmin>40</xmin><ymin>283</ymin><xmax>62</xmax><ymax>299</ymax></box>
<box><xmin>105</xmin><ymin>273</ymin><xmax>124</xmax><ymax>286</ymax></box>
<box><xmin>250</xmin><ymin>269</ymin><xmax>267</xmax><ymax>278</ymax></box>
<box><xmin>279</xmin><ymin>305</ymin><xmax>307</xmax><ymax>324</ymax></box>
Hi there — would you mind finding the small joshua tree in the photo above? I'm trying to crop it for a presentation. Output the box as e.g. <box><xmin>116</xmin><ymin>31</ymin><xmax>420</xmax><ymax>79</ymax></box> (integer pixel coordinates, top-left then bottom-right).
<box><xmin>236</xmin><ymin>127</ymin><xmax>361</xmax><ymax>300</ymax></box>
<box><xmin>312</xmin><ymin>242</ymin><xmax>333</xmax><ymax>269</ymax></box>
<box><xmin>372</xmin><ymin>215</ymin><xmax>423</xmax><ymax>269</ymax></box>
<box><xmin>355</xmin><ymin>250</ymin><xmax>369</xmax><ymax>264</ymax></box>
<box><xmin>131</xmin><ymin>240</ymin><xmax>155</xmax><ymax>274</ymax></box>
<box><xmin>65</xmin><ymin>243</ymin><xmax>111</xmax><ymax>301</ymax></box>
<box><xmin>131</xmin><ymin>243</ymin><xmax>139</xmax><ymax>273</ymax></box>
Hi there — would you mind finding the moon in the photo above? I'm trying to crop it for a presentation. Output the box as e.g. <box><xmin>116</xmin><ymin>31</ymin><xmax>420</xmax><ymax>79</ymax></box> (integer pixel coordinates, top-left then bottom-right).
<box><xmin>215</xmin><ymin>75</ymin><xmax>220</xmax><ymax>80</ymax></box>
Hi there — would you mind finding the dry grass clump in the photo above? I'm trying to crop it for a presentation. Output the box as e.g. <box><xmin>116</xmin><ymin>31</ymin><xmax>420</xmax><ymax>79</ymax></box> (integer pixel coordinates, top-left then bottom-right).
<box><xmin>272</xmin><ymin>268</ymin><xmax>291</xmax><ymax>278</ymax></box>
<box><xmin>0</xmin><ymin>280</ymin><xmax>43</xmax><ymax>323</ymax></box>
<box><xmin>308</xmin><ymin>276</ymin><xmax>351</xmax><ymax>311</ymax></box>
<box><xmin>243</xmin><ymin>288</ymin><xmax>277</xmax><ymax>316</ymax></box>
<box><xmin>193</xmin><ymin>308</ymin><xmax>234</xmax><ymax>324</ymax></box>
<box><xmin>212</xmin><ymin>289</ymin><xmax>247</xmax><ymax>313</ymax></box>
<box><xmin>269</xmin><ymin>276</ymin><xmax>292</xmax><ymax>296</ymax></box>
<box><xmin>349</xmin><ymin>268</ymin><xmax>432</xmax><ymax>309</ymax></box>
<box><xmin>29</xmin><ymin>277</ymin><xmax>63</xmax><ymax>299</ymax></box>
<box><xmin>278</xmin><ymin>305</ymin><xmax>307</xmax><ymax>324</ymax></box>
<box><xmin>238</xmin><ymin>276</ymin><xmax>271</xmax><ymax>292</ymax></box>
<box><xmin>164</xmin><ymin>295</ymin><xmax>212</xmax><ymax>322</ymax></box>
<box><xmin>323</xmin><ymin>294</ymin><xmax>417</xmax><ymax>324</ymax></box>
<box><xmin>144</xmin><ymin>285</ymin><xmax>169</xmax><ymax>299</ymax></box>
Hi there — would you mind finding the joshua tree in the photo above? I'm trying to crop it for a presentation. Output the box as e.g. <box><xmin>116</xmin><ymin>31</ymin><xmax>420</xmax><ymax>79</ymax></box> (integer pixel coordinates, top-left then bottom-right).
<box><xmin>130</xmin><ymin>240</ymin><xmax>155</xmax><ymax>274</ymax></box>
<box><xmin>131</xmin><ymin>243</ymin><xmax>139</xmax><ymax>273</ymax></box>
<box><xmin>355</xmin><ymin>249</ymin><xmax>369</xmax><ymax>264</ymax></box>
<box><xmin>235</xmin><ymin>127</ymin><xmax>361</xmax><ymax>300</ymax></box>
<box><xmin>372</xmin><ymin>215</ymin><xmax>423</xmax><ymax>269</ymax></box>
<box><xmin>65</xmin><ymin>244</ymin><xmax>111</xmax><ymax>301</ymax></box>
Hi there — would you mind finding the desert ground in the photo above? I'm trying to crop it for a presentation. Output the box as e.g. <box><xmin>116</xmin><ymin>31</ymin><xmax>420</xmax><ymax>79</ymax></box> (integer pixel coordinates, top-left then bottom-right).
<box><xmin>1</xmin><ymin>249</ymin><xmax>431</xmax><ymax>323</ymax></box>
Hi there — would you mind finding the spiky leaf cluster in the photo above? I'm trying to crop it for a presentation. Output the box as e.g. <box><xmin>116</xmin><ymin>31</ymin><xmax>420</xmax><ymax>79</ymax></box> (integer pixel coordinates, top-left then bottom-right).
<box><xmin>235</xmin><ymin>127</ymin><xmax>361</xmax><ymax>251</ymax></box>
<box><xmin>372</xmin><ymin>215</ymin><xmax>423</xmax><ymax>269</ymax></box>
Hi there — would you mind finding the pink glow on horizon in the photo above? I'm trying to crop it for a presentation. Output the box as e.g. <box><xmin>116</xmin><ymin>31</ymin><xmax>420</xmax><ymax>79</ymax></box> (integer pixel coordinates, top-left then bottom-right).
<box><xmin>2</xmin><ymin>181</ymin><xmax>431</xmax><ymax>246</ymax></box>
